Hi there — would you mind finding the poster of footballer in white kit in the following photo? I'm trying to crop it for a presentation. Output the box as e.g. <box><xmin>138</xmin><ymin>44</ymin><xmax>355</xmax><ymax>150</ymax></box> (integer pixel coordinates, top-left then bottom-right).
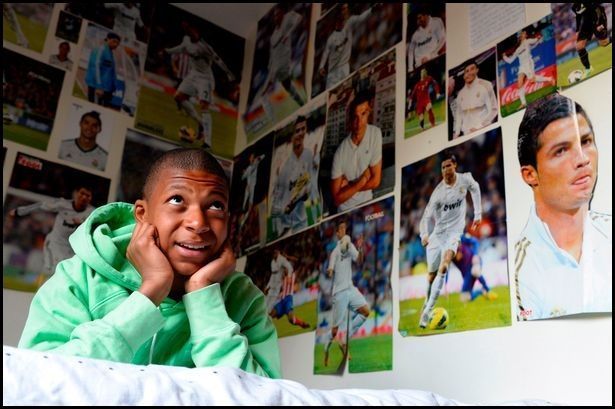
<box><xmin>3</xmin><ymin>153</ymin><xmax>110</xmax><ymax>292</ymax></box>
<box><xmin>314</xmin><ymin>196</ymin><xmax>394</xmax><ymax>375</ymax></box>
<box><xmin>497</xmin><ymin>16</ymin><xmax>557</xmax><ymax>117</ymax></box>
<box><xmin>244</xmin><ymin>227</ymin><xmax>321</xmax><ymax>338</ymax></box>
<box><xmin>319</xmin><ymin>49</ymin><xmax>396</xmax><ymax>218</ymax></box>
<box><xmin>229</xmin><ymin>132</ymin><xmax>274</xmax><ymax>257</ymax></box>
<box><xmin>244</xmin><ymin>3</ymin><xmax>312</xmax><ymax>142</ymax></box>
<box><xmin>135</xmin><ymin>3</ymin><xmax>244</xmax><ymax>159</ymax></box>
<box><xmin>398</xmin><ymin>128</ymin><xmax>511</xmax><ymax>336</ymax></box>
<box><xmin>57</xmin><ymin>101</ymin><xmax>114</xmax><ymax>172</ymax></box>
<box><xmin>447</xmin><ymin>47</ymin><xmax>499</xmax><ymax>141</ymax></box>
<box><xmin>267</xmin><ymin>100</ymin><xmax>326</xmax><ymax>243</ymax></box>
<box><xmin>311</xmin><ymin>3</ymin><xmax>402</xmax><ymax>98</ymax></box>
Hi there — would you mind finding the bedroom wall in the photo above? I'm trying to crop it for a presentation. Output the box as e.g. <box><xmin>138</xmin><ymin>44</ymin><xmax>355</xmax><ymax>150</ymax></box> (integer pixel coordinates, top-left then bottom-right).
<box><xmin>4</xmin><ymin>3</ymin><xmax>612</xmax><ymax>406</ymax></box>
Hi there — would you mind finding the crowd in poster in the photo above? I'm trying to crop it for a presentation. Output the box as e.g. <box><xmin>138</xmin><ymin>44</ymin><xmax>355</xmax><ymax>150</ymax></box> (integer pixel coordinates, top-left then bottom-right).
<box><xmin>3</xmin><ymin>48</ymin><xmax>65</xmax><ymax>152</ymax></box>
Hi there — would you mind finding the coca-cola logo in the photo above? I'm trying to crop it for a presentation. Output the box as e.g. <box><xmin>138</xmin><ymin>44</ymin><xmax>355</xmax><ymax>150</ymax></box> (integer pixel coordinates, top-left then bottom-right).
<box><xmin>17</xmin><ymin>154</ymin><xmax>43</xmax><ymax>171</ymax></box>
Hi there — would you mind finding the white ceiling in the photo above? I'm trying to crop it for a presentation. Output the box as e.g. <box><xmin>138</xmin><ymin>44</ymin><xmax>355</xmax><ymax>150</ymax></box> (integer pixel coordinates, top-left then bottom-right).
<box><xmin>172</xmin><ymin>3</ymin><xmax>276</xmax><ymax>38</ymax></box>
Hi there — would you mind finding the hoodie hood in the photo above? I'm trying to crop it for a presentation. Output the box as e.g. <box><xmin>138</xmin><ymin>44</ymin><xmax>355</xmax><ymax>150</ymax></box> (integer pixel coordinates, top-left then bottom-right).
<box><xmin>69</xmin><ymin>202</ymin><xmax>142</xmax><ymax>291</ymax></box>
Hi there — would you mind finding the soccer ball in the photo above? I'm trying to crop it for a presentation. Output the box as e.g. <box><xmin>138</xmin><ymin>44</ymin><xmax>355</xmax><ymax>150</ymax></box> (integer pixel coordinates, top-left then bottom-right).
<box><xmin>428</xmin><ymin>307</ymin><xmax>449</xmax><ymax>330</ymax></box>
<box><xmin>567</xmin><ymin>69</ymin><xmax>583</xmax><ymax>85</ymax></box>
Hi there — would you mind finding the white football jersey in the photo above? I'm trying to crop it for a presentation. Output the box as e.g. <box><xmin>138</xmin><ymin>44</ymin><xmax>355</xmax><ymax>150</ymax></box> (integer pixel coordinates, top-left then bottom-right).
<box><xmin>105</xmin><ymin>3</ymin><xmax>144</xmax><ymax>42</ymax></box>
<box><xmin>166</xmin><ymin>37</ymin><xmax>221</xmax><ymax>80</ymax></box>
<box><xmin>49</xmin><ymin>54</ymin><xmax>73</xmax><ymax>71</ymax></box>
<box><xmin>329</xmin><ymin>239</ymin><xmax>360</xmax><ymax>295</ymax></box>
<box><xmin>454</xmin><ymin>78</ymin><xmax>498</xmax><ymax>136</ymax></box>
<box><xmin>407</xmin><ymin>16</ymin><xmax>445</xmax><ymax>71</ymax></box>
<box><xmin>59</xmin><ymin>139</ymin><xmax>108</xmax><ymax>171</ymax></box>
<box><xmin>242</xmin><ymin>154</ymin><xmax>265</xmax><ymax>193</ymax></box>
<box><xmin>277</xmin><ymin>148</ymin><xmax>313</xmax><ymax>228</ymax></box>
<box><xmin>319</xmin><ymin>7</ymin><xmax>371</xmax><ymax>71</ymax></box>
<box><xmin>331</xmin><ymin>124</ymin><xmax>382</xmax><ymax>211</ymax></box>
<box><xmin>16</xmin><ymin>198</ymin><xmax>94</xmax><ymax>244</ymax></box>
<box><xmin>269</xmin><ymin>11</ymin><xmax>302</xmax><ymax>73</ymax></box>
<box><xmin>505</xmin><ymin>37</ymin><xmax>540</xmax><ymax>76</ymax></box>
<box><xmin>419</xmin><ymin>172</ymin><xmax>482</xmax><ymax>240</ymax></box>
<box><xmin>516</xmin><ymin>207</ymin><xmax>612</xmax><ymax>320</ymax></box>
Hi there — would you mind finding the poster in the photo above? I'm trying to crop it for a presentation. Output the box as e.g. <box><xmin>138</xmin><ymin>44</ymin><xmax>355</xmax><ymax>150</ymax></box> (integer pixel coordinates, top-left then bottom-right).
<box><xmin>244</xmin><ymin>3</ymin><xmax>312</xmax><ymax>142</ymax></box>
<box><xmin>551</xmin><ymin>3</ymin><xmax>612</xmax><ymax>88</ymax></box>
<box><xmin>229</xmin><ymin>132</ymin><xmax>274</xmax><ymax>257</ymax></box>
<box><xmin>314</xmin><ymin>196</ymin><xmax>394</xmax><ymax>374</ymax></box>
<box><xmin>244</xmin><ymin>227</ymin><xmax>320</xmax><ymax>338</ymax></box>
<box><xmin>3</xmin><ymin>3</ymin><xmax>53</xmax><ymax>53</ymax></box>
<box><xmin>447</xmin><ymin>47</ymin><xmax>498</xmax><ymax>140</ymax></box>
<box><xmin>319</xmin><ymin>49</ymin><xmax>396</xmax><ymax>218</ymax></box>
<box><xmin>312</xmin><ymin>3</ymin><xmax>402</xmax><ymax>98</ymax></box>
<box><xmin>398</xmin><ymin>128</ymin><xmax>511</xmax><ymax>336</ymax></box>
<box><xmin>266</xmin><ymin>101</ymin><xmax>326</xmax><ymax>242</ymax></box>
<box><xmin>4</xmin><ymin>152</ymin><xmax>110</xmax><ymax>292</ymax></box>
<box><xmin>497</xmin><ymin>16</ymin><xmax>557</xmax><ymax>117</ymax></box>
<box><xmin>135</xmin><ymin>3</ymin><xmax>244</xmax><ymax>158</ymax></box>
<box><xmin>57</xmin><ymin>101</ymin><xmax>114</xmax><ymax>172</ymax></box>
<box><xmin>3</xmin><ymin>48</ymin><xmax>65</xmax><ymax>151</ymax></box>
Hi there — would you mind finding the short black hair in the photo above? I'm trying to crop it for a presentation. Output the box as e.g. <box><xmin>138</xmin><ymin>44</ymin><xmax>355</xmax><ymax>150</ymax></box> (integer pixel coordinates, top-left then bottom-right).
<box><xmin>441</xmin><ymin>150</ymin><xmax>457</xmax><ymax>164</ymax></box>
<box><xmin>348</xmin><ymin>90</ymin><xmax>373</xmax><ymax>119</ymax></box>
<box><xmin>143</xmin><ymin>148</ymin><xmax>229</xmax><ymax>199</ymax></box>
<box><xmin>518</xmin><ymin>93</ymin><xmax>594</xmax><ymax>168</ymax></box>
<box><xmin>106</xmin><ymin>32</ymin><xmax>120</xmax><ymax>41</ymax></box>
<box><xmin>59</xmin><ymin>41</ymin><xmax>70</xmax><ymax>48</ymax></box>
<box><xmin>294</xmin><ymin>115</ymin><xmax>307</xmax><ymax>127</ymax></box>
<box><xmin>465</xmin><ymin>59</ymin><xmax>478</xmax><ymax>70</ymax></box>
<box><xmin>80</xmin><ymin>111</ymin><xmax>102</xmax><ymax>127</ymax></box>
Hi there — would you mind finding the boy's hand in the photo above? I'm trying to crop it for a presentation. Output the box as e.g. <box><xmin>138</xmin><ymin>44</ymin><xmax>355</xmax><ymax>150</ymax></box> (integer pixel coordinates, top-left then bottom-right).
<box><xmin>127</xmin><ymin>221</ymin><xmax>174</xmax><ymax>306</ymax></box>
<box><xmin>185</xmin><ymin>240</ymin><xmax>236</xmax><ymax>293</ymax></box>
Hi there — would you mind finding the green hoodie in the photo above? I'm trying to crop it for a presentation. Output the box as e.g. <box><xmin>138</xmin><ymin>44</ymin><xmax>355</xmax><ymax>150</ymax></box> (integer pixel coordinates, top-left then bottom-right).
<box><xmin>18</xmin><ymin>202</ymin><xmax>281</xmax><ymax>378</ymax></box>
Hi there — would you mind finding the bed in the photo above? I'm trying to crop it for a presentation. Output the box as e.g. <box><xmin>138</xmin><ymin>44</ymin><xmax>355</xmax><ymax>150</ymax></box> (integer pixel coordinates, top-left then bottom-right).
<box><xmin>3</xmin><ymin>345</ymin><xmax>554</xmax><ymax>405</ymax></box>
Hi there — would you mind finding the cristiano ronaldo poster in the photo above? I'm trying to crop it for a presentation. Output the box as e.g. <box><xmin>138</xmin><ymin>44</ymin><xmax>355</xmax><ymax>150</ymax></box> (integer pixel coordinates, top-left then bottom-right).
<box><xmin>314</xmin><ymin>196</ymin><xmax>394</xmax><ymax>374</ymax></box>
<box><xmin>3</xmin><ymin>153</ymin><xmax>110</xmax><ymax>292</ymax></box>
<box><xmin>398</xmin><ymin>128</ymin><xmax>511</xmax><ymax>336</ymax></box>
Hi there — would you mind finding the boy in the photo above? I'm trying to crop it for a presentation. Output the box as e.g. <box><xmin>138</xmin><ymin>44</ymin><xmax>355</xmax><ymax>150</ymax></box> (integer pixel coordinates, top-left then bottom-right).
<box><xmin>19</xmin><ymin>148</ymin><xmax>281</xmax><ymax>378</ymax></box>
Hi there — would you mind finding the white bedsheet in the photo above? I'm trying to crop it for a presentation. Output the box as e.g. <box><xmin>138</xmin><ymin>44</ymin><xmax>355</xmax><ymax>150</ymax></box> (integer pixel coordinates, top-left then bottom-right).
<box><xmin>3</xmin><ymin>346</ymin><xmax>554</xmax><ymax>406</ymax></box>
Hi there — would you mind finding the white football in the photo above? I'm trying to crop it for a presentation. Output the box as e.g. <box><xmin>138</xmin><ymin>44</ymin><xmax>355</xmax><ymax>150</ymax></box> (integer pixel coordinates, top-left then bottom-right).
<box><xmin>567</xmin><ymin>69</ymin><xmax>583</xmax><ymax>85</ymax></box>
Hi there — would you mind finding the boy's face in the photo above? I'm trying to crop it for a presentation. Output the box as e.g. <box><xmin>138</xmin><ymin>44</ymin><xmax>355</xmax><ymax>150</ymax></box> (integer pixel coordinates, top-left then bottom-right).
<box><xmin>135</xmin><ymin>167</ymin><xmax>229</xmax><ymax>277</ymax></box>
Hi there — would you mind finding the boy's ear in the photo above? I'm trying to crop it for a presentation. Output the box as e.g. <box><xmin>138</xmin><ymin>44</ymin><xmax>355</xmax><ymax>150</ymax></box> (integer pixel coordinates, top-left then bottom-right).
<box><xmin>521</xmin><ymin>165</ymin><xmax>538</xmax><ymax>188</ymax></box>
<box><xmin>134</xmin><ymin>199</ymin><xmax>147</xmax><ymax>223</ymax></box>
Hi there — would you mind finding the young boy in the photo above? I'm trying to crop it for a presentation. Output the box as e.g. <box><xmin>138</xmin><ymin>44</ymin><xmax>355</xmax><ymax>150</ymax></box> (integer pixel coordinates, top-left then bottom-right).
<box><xmin>19</xmin><ymin>148</ymin><xmax>281</xmax><ymax>378</ymax></box>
